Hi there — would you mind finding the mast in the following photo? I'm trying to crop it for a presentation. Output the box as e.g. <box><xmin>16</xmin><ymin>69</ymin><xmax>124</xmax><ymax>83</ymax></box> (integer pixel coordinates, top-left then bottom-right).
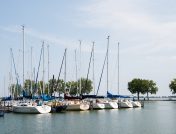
<box><xmin>85</xmin><ymin>43</ymin><xmax>94</xmax><ymax>93</ymax></box>
<box><xmin>42</xmin><ymin>41</ymin><xmax>45</xmax><ymax>95</ymax></box>
<box><xmin>9</xmin><ymin>49</ymin><xmax>13</xmax><ymax>98</ymax></box>
<box><xmin>4</xmin><ymin>76</ymin><xmax>5</xmax><ymax>97</ymax></box>
<box><xmin>64</xmin><ymin>49</ymin><xmax>67</xmax><ymax>93</ymax></box>
<box><xmin>107</xmin><ymin>36</ymin><xmax>110</xmax><ymax>93</ymax></box>
<box><xmin>30</xmin><ymin>47</ymin><xmax>33</xmax><ymax>95</ymax></box>
<box><xmin>22</xmin><ymin>25</ymin><xmax>25</xmax><ymax>87</ymax></box>
<box><xmin>79</xmin><ymin>40</ymin><xmax>82</xmax><ymax>95</ymax></box>
<box><xmin>47</xmin><ymin>45</ymin><xmax>50</xmax><ymax>95</ymax></box>
<box><xmin>117</xmin><ymin>42</ymin><xmax>120</xmax><ymax>95</ymax></box>
<box><xmin>75</xmin><ymin>50</ymin><xmax>78</xmax><ymax>96</ymax></box>
<box><xmin>92</xmin><ymin>42</ymin><xmax>95</xmax><ymax>95</ymax></box>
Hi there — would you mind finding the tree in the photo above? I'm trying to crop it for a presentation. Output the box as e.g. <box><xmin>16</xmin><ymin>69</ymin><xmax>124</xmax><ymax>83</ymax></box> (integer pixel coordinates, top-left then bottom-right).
<box><xmin>79</xmin><ymin>78</ymin><xmax>93</xmax><ymax>95</ymax></box>
<box><xmin>10</xmin><ymin>83</ymin><xmax>22</xmax><ymax>98</ymax></box>
<box><xmin>48</xmin><ymin>78</ymin><xmax>65</xmax><ymax>96</ymax></box>
<box><xmin>66</xmin><ymin>81</ymin><xmax>78</xmax><ymax>96</ymax></box>
<box><xmin>24</xmin><ymin>79</ymin><xmax>35</xmax><ymax>95</ymax></box>
<box><xmin>128</xmin><ymin>78</ymin><xmax>147</xmax><ymax>100</ymax></box>
<box><xmin>146</xmin><ymin>80</ymin><xmax>158</xmax><ymax>100</ymax></box>
<box><xmin>169</xmin><ymin>79</ymin><xmax>176</xmax><ymax>94</ymax></box>
<box><xmin>66</xmin><ymin>78</ymin><xmax>93</xmax><ymax>96</ymax></box>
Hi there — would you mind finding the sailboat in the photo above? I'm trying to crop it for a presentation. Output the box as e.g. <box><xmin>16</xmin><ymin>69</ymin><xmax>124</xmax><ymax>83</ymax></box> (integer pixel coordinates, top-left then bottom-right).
<box><xmin>95</xmin><ymin>36</ymin><xmax>118</xmax><ymax>109</ymax></box>
<box><xmin>59</xmin><ymin>47</ymin><xmax>89</xmax><ymax>111</ymax></box>
<box><xmin>110</xmin><ymin>42</ymin><xmax>133</xmax><ymax>108</ymax></box>
<box><xmin>12</xmin><ymin>100</ymin><xmax>51</xmax><ymax>114</ymax></box>
<box><xmin>82</xmin><ymin>42</ymin><xmax>105</xmax><ymax>110</ymax></box>
<box><xmin>12</xmin><ymin>27</ymin><xmax>51</xmax><ymax>114</ymax></box>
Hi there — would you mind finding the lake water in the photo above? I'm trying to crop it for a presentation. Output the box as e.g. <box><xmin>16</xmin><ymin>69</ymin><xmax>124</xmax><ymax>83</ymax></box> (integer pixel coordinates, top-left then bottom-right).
<box><xmin>0</xmin><ymin>101</ymin><xmax>176</xmax><ymax>134</ymax></box>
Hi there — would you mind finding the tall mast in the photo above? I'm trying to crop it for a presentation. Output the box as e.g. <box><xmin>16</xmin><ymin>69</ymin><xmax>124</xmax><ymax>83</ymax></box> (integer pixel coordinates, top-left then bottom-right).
<box><xmin>47</xmin><ymin>45</ymin><xmax>50</xmax><ymax>95</ymax></box>
<box><xmin>42</xmin><ymin>41</ymin><xmax>45</xmax><ymax>95</ymax></box>
<box><xmin>107</xmin><ymin>36</ymin><xmax>110</xmax><ymax>93</ymax></box>
<box><xmin>31</xmin><ymin>47</ymin><xmax>33</xmax><ymax>95</ymax></box>
<box><xmin>92</xmin><ymin>42</ymin><xmax>95</xmax><ymax>95</ymax></box>
<box><xmin>64</xmin><ymin>49</ymin><xmax>67</xmax><ymax>92</ymax></box>
<box><xmin>9</xmin><ymin>49</ymin><xmax>13</xmax><ymax>97</ymax></box>
<box><xmin>75</xmin><ymin>50</ymin><xmax>78</xmax><ymax>96</ymax></box>
<box><xmin>79</xmin><ymin>40</ymin><xmax>82</xmax><ymax>95</ymax></box>
<box><xmin>22</xmin><ymin>25</ymin><xmax>25</xmax><ymax>87</ymax></box>
<box><xmin>118</xmin><ymin>42</ymin><xmax>120</xmax><ymax>95</ymax></box>
<box><xmin>4</xmin><ymin>76</ymin><xmax>5</xmax><ymax>97</ymax></box>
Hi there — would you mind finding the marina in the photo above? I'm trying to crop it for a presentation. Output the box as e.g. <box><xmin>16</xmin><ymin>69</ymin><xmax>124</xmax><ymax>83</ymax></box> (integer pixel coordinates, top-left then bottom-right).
<box><xmin>0</xmin><ymin>101</ymin><xmax>176</xmax><ymax>134</ymax></box>
<box><xmin>1</xmin><ymin>1</ymin><xmax>176</xmax><ymax>134</ymax></box>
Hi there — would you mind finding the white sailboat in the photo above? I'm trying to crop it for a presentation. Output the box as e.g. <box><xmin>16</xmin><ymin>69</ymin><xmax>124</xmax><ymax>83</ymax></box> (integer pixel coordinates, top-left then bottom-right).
<box><xmin>114</xmin><ymin>42</ymin><xmax>133</xmax><ymax>108</ymax></box>
<box><xmin>105</xmin><ymin>36</ymin><xmax>118</xmax><ymax>109</ymax></box>
<box><xmin>129</xmin><ymin>100</ymin><xmax>141</xmax><ymax>107</ymax></box>
<box><xmin>12</xmin><ymin>101</ymin><xmax>51</xmax><ymax>114</ymax></box>
<box><xmin>66</xmin><ymin>100</ymin><xmax>89</xmax><ymax>111</ymax></box>
<box><xmin>118</xmin><ymin>99</ymin><xmax>133</xmax><ymax>108</ymax></box>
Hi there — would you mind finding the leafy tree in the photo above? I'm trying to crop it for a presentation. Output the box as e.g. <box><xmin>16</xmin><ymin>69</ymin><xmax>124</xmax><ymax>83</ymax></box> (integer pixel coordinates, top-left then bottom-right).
<box><xmin>24</xmin><ymin>79</ymin><xmax>35</xmax><ymax>95</ymax></box>
<box><xmin>10</xmin><ymin>83</ymin><xmax>22</xmax><ymax>98</ymax></box>
<box><xmin>48</xmin><ymin>78</ymin><xmax>65</xmax><ymax>96</ymax></box>
<box><xmin>78</xmin><ymin>78</ymin><xmax>93</xmax><ymax>95</ymax></box>
<box><xmin>146</xmin><ymin>80</ymin><xmax>158</xmax><ymax>100</ymax></box>
<box><xmin>169</xmin><ymin>79</ymin><xmax>176</xmax><ymax>94</ymax></box>
<box><xmin>66</xmin><ymin>81</ymin><xmax>78</xmax><ymax>96</ymax></box>
<box><xmin>128</xmin><ymin>78</ymin><xmax>147</xmax><ymax>100</ymax></box>
<box><xmin>65</xmin><ymin>78</ymin><xmax>93</xmax><ymax>96</ymax></box>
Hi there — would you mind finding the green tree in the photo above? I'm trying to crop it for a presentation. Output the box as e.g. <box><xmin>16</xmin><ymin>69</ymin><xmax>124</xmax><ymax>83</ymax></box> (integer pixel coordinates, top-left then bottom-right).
<box><xmin>24</xmin><ymin>79</ymin><xmax>35</xmax><ymax>95</ymax></box>
<box><xmin>10</xmin><ymin>83</ymin><xmax>22</xmax><ymax>98</ymax></box>
<box><xmin>169</xmin><ymin>79</ymin><xmax>176</xmax><ymax>94</ymax></box>
<box><xmin>146</xmin><ymin>80</ymin><xmax>158</xmax><ymax>100</ymax></box>
<box><xmin>66</xmin><ymin>81</ymin><xmax>78</xmax><ymax>96</ymax></box>
<box><xmin>78</xmin><ymin>78</ymin><xmax>93</xmax><ymax>95</ymax></box>
<box><xmin>48</xmin><ymin>78</ymin><xmax>65</xmax><ymax>96</ymax></box>
<box><xmin>128</xmin><ymin>78</ymin><xmax>147</xmax><ymax>100</ymax></box>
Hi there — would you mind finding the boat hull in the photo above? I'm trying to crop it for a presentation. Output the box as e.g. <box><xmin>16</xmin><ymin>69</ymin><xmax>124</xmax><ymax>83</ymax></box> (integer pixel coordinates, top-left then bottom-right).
<box><xmin>12</xmin><ymin>105</ymin><xmax>51</xmax><ymax>114</ymax></box>
<box><xmin>66</xmin><ymin>104</ymin><xmax>89</xmax><ymax>111</ymax></box>
<box><xmin>92</xmin><ymin>103</ymin><xmax>105</xmax><ymax>110</ymax></box>
<box><xmin>131</xmin><ymin>101</ymin><xmax>141</xmax><ymax>107</ymax></box>
<box><xmin>119</xmin><ymin>101</ymin><xmax>133</xmax><ymax>108</ymax></box>
<box><xmin>104</xmin><ymin>102</ymin><xmax>118</xmax><ymax>109</ymax></box>
<box><xmin>51</xmin><ymin>105</ymin><xmax>67</xmax><ymax>112</ymax></box>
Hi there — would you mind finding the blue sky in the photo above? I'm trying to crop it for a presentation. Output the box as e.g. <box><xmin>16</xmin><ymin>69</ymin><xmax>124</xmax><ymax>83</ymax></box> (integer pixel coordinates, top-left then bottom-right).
<box><xmin>0</xmin><ymin>0</ymin><xmax>176</xmax><ymax>97</ymax></box>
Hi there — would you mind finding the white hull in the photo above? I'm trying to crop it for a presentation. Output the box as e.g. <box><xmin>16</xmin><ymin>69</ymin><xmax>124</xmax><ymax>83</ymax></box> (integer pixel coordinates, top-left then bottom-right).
<box><xmin>66</xmin><ymin>103</ymin><xmax>89</xmax><ymax>111</ymax></box>
<box><xmin>92</xmin><ymin>103</ymin><xmax>105</xmax><ymax>110</ymax></box>
<box><xmin>104</xmin><ymin>102</ymin><xmax>118</xmax><ymax>109</ymax></box>
<box><xmin>119</xmin><ymin>101</ymin><xmax>133</xmax><ymax>108</ymax></box>
<box><xmin>131</xmin><ymin>101</ymin><xmax>141</xmax><ymax>107</ymax></box>
<box><xmin>13</xmin><ymin>104</ymin><xmax>51</xmax><ymax>114</ymax></box>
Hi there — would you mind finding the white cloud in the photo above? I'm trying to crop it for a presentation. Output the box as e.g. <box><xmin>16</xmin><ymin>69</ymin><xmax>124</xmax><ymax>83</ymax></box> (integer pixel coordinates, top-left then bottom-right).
<box><xmin>79</xmin><ymin>0</ymin><xmax>176</xmax><ymax>57</ymax></box>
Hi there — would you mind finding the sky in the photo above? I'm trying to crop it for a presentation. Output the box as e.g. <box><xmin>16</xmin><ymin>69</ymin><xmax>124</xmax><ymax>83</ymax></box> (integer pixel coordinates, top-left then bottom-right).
<box><xmin>0</xmin><ymin>0</ymin><xmax>176</xmax><ymax>97</ymax></box>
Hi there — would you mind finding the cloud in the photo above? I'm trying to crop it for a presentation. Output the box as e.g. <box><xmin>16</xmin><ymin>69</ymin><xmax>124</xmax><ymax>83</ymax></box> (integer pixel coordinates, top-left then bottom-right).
<box><xmin>79</xmin><ymin>0</ymin><xmax>176</xmax><ymax>58</ymax></box>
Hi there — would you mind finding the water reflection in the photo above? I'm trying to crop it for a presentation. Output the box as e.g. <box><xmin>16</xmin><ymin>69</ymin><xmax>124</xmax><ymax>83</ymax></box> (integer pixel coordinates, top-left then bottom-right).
<box><xmin>1</xmin><ymin>102</ymin><xmax>176</xmax><ymax>134</ymax></box>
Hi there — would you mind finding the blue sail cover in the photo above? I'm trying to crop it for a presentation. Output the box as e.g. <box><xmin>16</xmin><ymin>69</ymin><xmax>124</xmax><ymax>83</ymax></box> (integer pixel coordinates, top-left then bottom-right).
<box><xmin>107</xmin><ymin>91</ymin><xmax>130</xmax><ymax>98</ymax></box>
<box><xmin>2</xmin><ymin>95</ymin><xmax>12</xmax><ymax>101</ymax></box>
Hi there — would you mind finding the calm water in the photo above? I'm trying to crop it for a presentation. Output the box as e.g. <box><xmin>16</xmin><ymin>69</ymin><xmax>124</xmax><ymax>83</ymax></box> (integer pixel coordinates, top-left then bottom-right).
<box><xmin>1</xmin><ymin>101</ymin><xmax>176</xmax><ymax>134</ymax></box>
